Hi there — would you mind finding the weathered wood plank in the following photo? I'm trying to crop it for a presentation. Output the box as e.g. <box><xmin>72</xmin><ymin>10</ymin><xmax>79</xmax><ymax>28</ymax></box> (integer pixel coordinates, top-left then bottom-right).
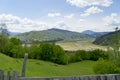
<box><xmin>0</xmin><ymin>70</ymin><xmax>4</xmax><ymax>80</ymax></box>
<box><xmin>1</xmin><ymin>69</ymin><xmax>120</xmax><ymax>80</ymax></box>
<box><xmin>21</xmin><ymin>53</ymin><xmax>28</xmax><ymax>77</ymax></box>
<box><xmin>13</xmin><ymin>71</ymin><xmax>18</xmax><ymax>80</ymax></box>
<box><xmin>6</xmin><ymin>70</ymin><xmax>10</xmax><ymax>80</ymax></box>
<box><xmin>18</xmin><ymin>74</ymin><xmax>120</xmax><ymax>80</ymax></box>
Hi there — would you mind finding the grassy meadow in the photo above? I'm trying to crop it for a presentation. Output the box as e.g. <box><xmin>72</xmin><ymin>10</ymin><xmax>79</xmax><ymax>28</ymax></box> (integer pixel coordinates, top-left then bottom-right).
<box><xmin>0</xmin><ymin>53</ymin><xmax>95</xmax><ymax>77</ymax></box>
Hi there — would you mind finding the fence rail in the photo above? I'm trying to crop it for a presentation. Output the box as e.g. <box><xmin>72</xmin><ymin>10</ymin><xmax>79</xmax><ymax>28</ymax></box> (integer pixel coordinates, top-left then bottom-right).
<box><xmin>1</xmin><ymin>70</ymin><xmax>120</xmax><ymax>80</ymax></box>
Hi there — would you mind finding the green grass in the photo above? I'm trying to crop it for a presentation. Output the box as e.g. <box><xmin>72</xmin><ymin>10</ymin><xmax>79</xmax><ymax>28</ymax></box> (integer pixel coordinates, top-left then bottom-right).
<box><xmin>0</xmin><ymin>53</ymin><xmax>22</xmax><ymax>73</ymax></box>
<box><xmin>0</xmin><ymin>53</ymin><xmax>95</xmax><ymax>77</ymax></box>
<box><xmin>26</xmin><ymin>60</ymin><xmax>94</xmax><ymax>77</ymax></box>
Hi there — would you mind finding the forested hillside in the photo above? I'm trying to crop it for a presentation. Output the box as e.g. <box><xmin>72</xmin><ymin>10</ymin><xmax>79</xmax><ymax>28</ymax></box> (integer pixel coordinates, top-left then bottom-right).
<box><xmin>93</xmin><ymin>30</ymin><xmax>120</xmax><ymax>46</ymax></box>
<box><xmin>16</xmin><ymin>28</ymin><xmax>94</xmax><ymax>43</ymax></box>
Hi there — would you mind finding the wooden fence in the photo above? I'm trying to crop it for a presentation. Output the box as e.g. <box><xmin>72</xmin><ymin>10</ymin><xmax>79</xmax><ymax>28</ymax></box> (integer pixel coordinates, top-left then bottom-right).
<box><xmin>0</xmin><ymin>70</ymin><xmax>18</xmax><ymax>80</ymax></box>
<box><xmin>1</xmin><ymin>70</ymin><xmax>120</xmax><ymax>80</ymax></box>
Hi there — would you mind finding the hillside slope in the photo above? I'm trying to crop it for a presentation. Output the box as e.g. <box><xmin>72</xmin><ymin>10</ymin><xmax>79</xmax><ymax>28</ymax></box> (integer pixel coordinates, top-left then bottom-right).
<box><xmin>0</xmin><ymin>53</ymin><xmax>22</xmax><ymax>73</ymax></box>
<box><xmin>15</xmin><ymin>28</ymin><xmax>94</xmax><ymax>43</ymax></box>
<box><xmin>93</xmin><ymin>31</ymin><xmax>120</xmax><ymax>46</ymax></box>
<box><xmin>0</xmin><ymin>53</ymin><xmax>94</xmax><ymax>77</ymax></box>
<box><xmin>82</xmin><ymin>30</ymin><xmax>109</xmax><ymax>38</ymax></box>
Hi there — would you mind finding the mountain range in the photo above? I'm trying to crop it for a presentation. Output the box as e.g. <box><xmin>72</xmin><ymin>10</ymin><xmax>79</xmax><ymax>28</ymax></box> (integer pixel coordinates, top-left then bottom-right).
<box><xmin>0</xmin><ymin>27</ymin><xmax>113</xmax><ymax>44</ymax></box>
<box><xmin>15</xmin><ymin>28</ymin><xmax>94</xmax><ymax>43</ymax></box>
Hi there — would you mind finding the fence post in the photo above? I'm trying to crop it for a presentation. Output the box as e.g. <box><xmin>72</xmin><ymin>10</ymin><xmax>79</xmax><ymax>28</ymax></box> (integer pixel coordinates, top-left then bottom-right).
<box><xmin>0</xmin><ymin>70</ymin><xmax>4</xmax><ymax>80</ymax></box>
<box><xmin>6</xmin><ymin>70</ymin><xmax>10</xmax><ymax>80</ymax></box>
<box><xmin>13</xmin><ymin>71</ymin><xmax>18</xmax><ymax>80</ymax></box>
<box><xmin>21</xmin><ymin>53</ymin><xmax>28</xmax><ymax>77</ymax></box>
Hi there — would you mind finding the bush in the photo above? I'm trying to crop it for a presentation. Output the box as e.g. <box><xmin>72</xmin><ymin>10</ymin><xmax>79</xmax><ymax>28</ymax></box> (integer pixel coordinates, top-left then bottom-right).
<box><xmin>75</xmin><ymin>50</ymin><xmax>90</xmax><ymax>60</ymax></box>
<box><xmin>107</xmin><ymin>48</ymin><xmax>120</xmax><ymax>67</ymax></box>
<box><xmin>68</xmin><ymin>50</ymin><xmax>90</xmax><ymax>63</ymax></box>
<box><xmin>89</xmin><ymin>49</ymin><xmax>108</xmax><ymax>61</ymax></box>
<box><xmin>93</xmin><ymin>59</ymin><xmax>117</xmax><ymax>74</ymax></box>
<box><xmin>69</xmin><ymin>53</ymin><xmax>82</xmax><ymax>63</ymax></box>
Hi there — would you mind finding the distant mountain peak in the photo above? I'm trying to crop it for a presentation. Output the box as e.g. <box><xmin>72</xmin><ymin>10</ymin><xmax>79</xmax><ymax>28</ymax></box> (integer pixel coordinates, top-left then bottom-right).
<box><xmin>82</xmin><ymin>30</ymin><xmax>95</xmax><ymax>35</ymax></box>
<box><xmin>48</xmin><ymin>28</ymin><xmax>68</xmax><ymax>31</ymax></box>
<box><xmin>47</xmin><ymin>28</ymin><xmax>72</xmax><ymax>33</ymax></box>
<box><xmin>82</xmin><ymin>30</ymin><xmax>109</xmax><ymax>38</ymax></box>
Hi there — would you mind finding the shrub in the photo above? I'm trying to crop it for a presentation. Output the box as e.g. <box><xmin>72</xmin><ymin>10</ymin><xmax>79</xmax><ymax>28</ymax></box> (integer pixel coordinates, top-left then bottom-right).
<box><xmin>89</xmin><ymin>49</ymin><xmax>108</xmax><ymax>61</ymax></box>
<box><xmin>107</xmin><ymin>48</ymin><xmax>120</xmax><ymax>67</ymax></box>
<box><xmin>93</xmin><ymin>59</ymin><xmax>117</xmax><ymax>74</ymax></box>
<box><xmin>75</xmin><ymin>50</ymin><xmax>90</xmax><ymax>60</ymax></box>
<box><xmin>68</xmin><ymin>50</ymin><xmax>90</xmax><ymax>63</ymax></box>
<box><xmin>69</xmin><ymin>53</ymin><xmax>82</xmax><ymax>63</ymax></box>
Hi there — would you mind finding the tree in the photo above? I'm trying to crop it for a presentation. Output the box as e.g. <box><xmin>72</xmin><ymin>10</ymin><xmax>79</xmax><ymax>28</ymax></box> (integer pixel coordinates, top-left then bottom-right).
<box><xmin>28</xmin><ymin>44</ymin><xmax>41</xmax><ymax>59</ymax></box>
<box><xmin>39</xmin><ymin>43</ymin><xmax>68</xmax><ymax>64</ymax></box>
<box><xmin>9</xmin><ymin>37</ymin><xmax>22</xmax><ymax>45</ymax></box>
<box><xmin>113</xmin><ymin>27</ymin><xmax>120</xmax><ymax>54</ymax></box>
<box><xmin>108</xmin><ymin>27</ymin><xmax>120</xmax><ymax>66</ymax></box>
<box><xmin>39</xmin><ymin>43</ymin><xmax>54</xmax><ymax>61</ymax></box>
<box><xmin>0</xmin><ymin>34</ymin><xmax>9</xmax><ymax>53</ymax></box>
<box><xmin>0</xmin><ymin>23</ymin><xmax>9</xmax><ymax>36</ymax></box>
<box><xmin>52</xmin><ymin>45</ymin><xmax>68</xmax><ymax>64</ymax></box>
<box><xmin>10</xmin><ymin>45</ymin><xmax>24</xmax><ymax>58</ymax></box>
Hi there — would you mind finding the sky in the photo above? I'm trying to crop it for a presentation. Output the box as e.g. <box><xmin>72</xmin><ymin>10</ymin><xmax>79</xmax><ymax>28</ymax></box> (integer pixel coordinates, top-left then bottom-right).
<box><xmin>0</xmin><ymin>0</ymin><xmax>120</xmax><ymax>33</ymax></box>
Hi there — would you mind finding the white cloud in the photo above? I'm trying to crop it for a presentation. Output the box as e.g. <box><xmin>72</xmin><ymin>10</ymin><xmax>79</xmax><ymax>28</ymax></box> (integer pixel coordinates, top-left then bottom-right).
<box><xmin>80</xmin><ymin>6</ymin><xmax>103</xmax><ymax>17</ymax></box>
<box><xmin>79</xmin><ymin>19</ymin><xmax>85</xmax><ymax>22</ymax></box>
<box><xmin>0</xmin><ymin>14</ymin><xmax>48</xmax><ymax>32</ymax></box>
<box><xmin>48</xmin><ymin>12</ymin><xmax>61</xmax><ymax>17</ymax></box>
<box><xmin>103</xmin><ymin>13</ymin><xmax>120</xmax><ymax>27</ymax></box>
<box><xmin>0</xmin><ymin>14</ymin><xmax>21</xmax><ymax>24</ymax></box>
<box><xmin>67</xmin><ymin>0</ymin><xmax>112</xmax><ymax>16</ymax></box>
<box><xmin>66</xmin><ymin>0</ymin><xmax>113</xmax><ymax>8</ymax></box>
<box><xmin>1</xmin><ymin>13</ymin><xmax>118</xmax><ymax>33</ymax></box>
<box><xmin>47</xmin><ymin>21</ymin><xmax>68</xmax><ymax>30</ymax></box>
<box><xmin>64</xmin><ymin>14</ymin><xmax>74</xmax><ymax>19</ymax></box>
<box><xmin>0</xmin><ymin>14</ymin><xmax>69</xmax><ymax>32</ymax></box>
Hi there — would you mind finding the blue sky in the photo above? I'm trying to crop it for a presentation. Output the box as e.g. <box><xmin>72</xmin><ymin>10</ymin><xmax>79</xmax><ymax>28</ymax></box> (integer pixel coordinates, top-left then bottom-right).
<box><xmin>0</xmin><ymin>0</ymin><xmax>120</xmax><ymax>32</ymax></box>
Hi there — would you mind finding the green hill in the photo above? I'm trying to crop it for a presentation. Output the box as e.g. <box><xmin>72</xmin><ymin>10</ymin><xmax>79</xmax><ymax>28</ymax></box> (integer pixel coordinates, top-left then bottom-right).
<box><xmin>93</xmin><ymin>30</ymin><xmax>120</xmax><ymax>46</ymax></box>
<box><xmin>0</xmin><ymin>53</ymin><xmax>22</xmax><ymax>73</ymax></box>
<box><xmin>0</xmin><ymin>53</ymin><xmax>94</xmax><ymax>77</ymax></box>
<box><xmin>15</xmin><ymin>28</ymin><xmax>94</xmax><ymax>43</ymax></box>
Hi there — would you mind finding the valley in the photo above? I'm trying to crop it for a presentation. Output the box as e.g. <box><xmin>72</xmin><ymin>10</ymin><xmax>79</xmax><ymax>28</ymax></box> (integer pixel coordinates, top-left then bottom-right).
<box><xmin>57</xmin><ymin>39</ymin><xmax>106</xmax><ymax>51</ymax></box>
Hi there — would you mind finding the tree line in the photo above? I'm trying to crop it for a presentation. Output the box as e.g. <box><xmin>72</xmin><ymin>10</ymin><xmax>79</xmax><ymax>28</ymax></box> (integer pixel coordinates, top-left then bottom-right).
<box><xmin>0</xmin><ymin>34</ymin><xmax>108</xmax><ymax>65</ymax></box>
<box><xmin>2</xmin><ymin>33</ymin><xmax>120</xmax><ymax>74</ymax></box>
